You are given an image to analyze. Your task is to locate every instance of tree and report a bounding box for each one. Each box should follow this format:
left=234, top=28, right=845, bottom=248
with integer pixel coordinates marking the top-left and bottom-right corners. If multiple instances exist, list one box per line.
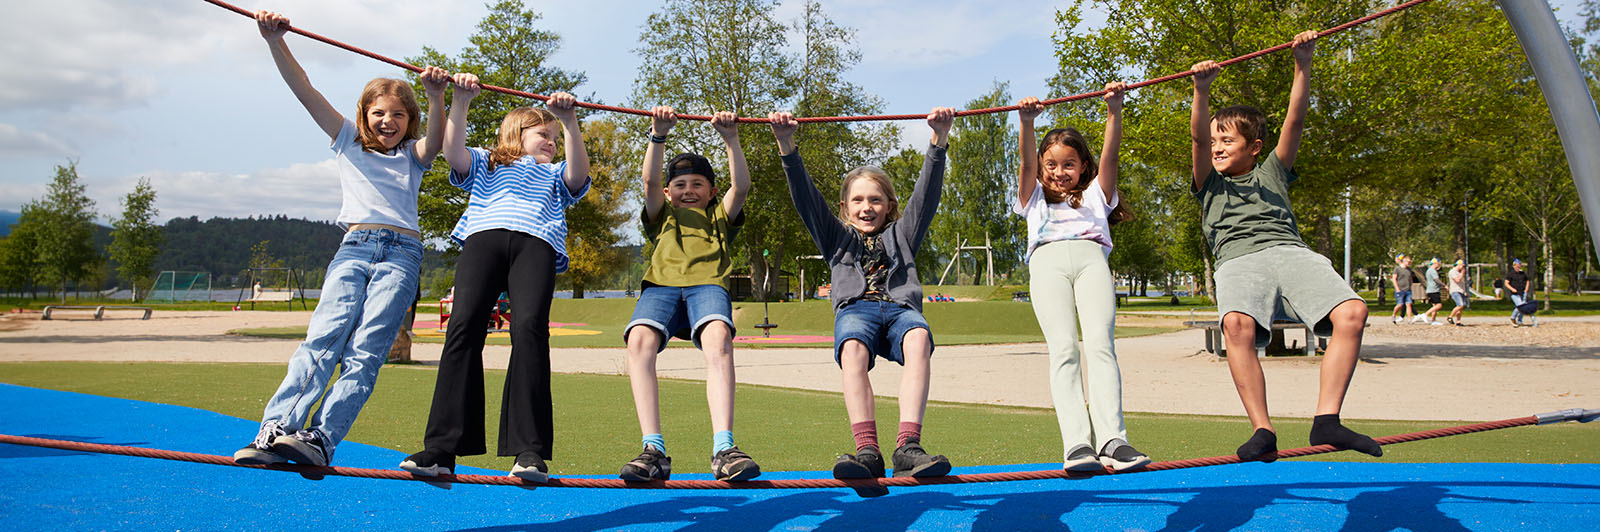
left=0, top=203, right=44, bottom=298
left=406, top=0, right=588, bottom=243
left=35, top=163, right=99, bottom=303
left=561, top=118, right=636, bottom=297
left=108, top=177, right=163, bottom=301
left=932, top=81, right=1021, bottom=286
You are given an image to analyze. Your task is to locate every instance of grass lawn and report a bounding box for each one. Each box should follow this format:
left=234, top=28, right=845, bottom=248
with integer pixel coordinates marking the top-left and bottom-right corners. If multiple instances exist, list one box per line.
left=1, top=362, right=1594, bottom=477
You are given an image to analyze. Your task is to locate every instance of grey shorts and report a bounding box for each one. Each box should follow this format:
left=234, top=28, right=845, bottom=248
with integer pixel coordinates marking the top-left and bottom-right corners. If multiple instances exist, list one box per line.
left=1214, top=245, right=1362, bottom=349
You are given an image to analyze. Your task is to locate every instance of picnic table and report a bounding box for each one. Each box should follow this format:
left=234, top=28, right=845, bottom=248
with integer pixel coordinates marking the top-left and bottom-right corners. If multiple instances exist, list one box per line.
left=1183, top=310, right=1322, bottom=357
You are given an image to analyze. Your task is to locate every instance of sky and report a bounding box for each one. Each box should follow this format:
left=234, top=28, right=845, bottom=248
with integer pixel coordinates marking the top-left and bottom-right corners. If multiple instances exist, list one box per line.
left=0, top=0, right=1590, bottom=224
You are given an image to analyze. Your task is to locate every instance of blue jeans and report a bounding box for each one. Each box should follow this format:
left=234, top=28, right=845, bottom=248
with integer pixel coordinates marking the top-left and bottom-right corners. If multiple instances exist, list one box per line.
left=259, top=229, right=422, bottom=459
left=833, top=299, right=933, bottom=370
left=624, top=284, right=734, bottom=352
left=1394, top=289, right=1414, bottom=306
left=1510, top=292, right=1527, bottom=323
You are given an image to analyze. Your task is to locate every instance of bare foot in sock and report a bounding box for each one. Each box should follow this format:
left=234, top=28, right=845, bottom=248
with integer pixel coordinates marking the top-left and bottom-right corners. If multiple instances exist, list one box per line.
left=1309, top=414, right=1382, bottom=457
left=1236, top=428, right=1278, bottom=462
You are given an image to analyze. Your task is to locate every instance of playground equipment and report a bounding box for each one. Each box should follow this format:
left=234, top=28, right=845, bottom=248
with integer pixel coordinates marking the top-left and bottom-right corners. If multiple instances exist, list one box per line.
left=753, top=250, right=778, bottom=337
left=936, top=233, right=995, bottom=286
left=149, top=271, right=212, bottom=303
left=235, top=267, right=308, bottom=310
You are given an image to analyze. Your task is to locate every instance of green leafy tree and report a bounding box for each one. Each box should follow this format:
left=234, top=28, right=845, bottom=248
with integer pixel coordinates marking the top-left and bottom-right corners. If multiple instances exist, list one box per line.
left=36, top=163, right=99, bottom=303
left=108, top=177, right=163, bottom=301
left=561, top=117, right=636, bottom=297
left=0, top=203, right=45, bottom=298
left=930, top=81, right=1021, bottom=286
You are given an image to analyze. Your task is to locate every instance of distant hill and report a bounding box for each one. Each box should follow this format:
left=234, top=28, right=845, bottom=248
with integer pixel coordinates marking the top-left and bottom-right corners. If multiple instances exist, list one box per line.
left=155, top=215, right=345, bottom=285
left=0, top=210, right=19, bottom=237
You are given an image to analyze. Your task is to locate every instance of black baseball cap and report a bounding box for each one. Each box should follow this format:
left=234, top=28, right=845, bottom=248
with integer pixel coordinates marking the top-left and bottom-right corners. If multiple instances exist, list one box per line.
left=666, top=153, right=717, bottom=185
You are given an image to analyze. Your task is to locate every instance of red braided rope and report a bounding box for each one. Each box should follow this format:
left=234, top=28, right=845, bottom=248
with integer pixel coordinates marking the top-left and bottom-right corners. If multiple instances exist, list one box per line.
left=0, top=415, right=1537, bottom=490
left=200, top=0, right=1437, bottom=123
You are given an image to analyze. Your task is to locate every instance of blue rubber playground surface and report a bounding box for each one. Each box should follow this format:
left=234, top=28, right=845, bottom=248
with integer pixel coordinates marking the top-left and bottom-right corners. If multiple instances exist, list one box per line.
left=1, top=382, right=1596, bottom=531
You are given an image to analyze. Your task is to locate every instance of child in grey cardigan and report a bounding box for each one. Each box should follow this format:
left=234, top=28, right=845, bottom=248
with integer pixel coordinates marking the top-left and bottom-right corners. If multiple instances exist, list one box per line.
left=769, top=108, right=954, bottom=489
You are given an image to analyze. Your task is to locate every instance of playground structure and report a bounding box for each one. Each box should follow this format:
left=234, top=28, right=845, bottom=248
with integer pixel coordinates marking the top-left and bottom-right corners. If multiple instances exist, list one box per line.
left=235, top=267, right=308, bottom=310
left=149, top=271, right=212, bottom=303
left=937, top=233, right=996, bottom=286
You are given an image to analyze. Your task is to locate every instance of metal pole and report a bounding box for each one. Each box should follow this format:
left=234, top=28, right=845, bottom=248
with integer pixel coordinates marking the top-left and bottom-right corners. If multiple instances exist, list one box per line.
left=1344, top=185, right=1352, bottom=283
left=1499, top=0, right=1600, bottom=259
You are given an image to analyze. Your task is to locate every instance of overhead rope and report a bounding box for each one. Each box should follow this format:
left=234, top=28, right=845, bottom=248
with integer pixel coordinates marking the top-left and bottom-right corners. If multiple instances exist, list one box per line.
left=2, top=409, right=1592, bottom=491
left=200, top=0, right=1438, bottom=123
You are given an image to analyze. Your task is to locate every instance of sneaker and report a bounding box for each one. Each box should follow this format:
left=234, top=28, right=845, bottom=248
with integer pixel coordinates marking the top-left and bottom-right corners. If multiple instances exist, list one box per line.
left=1446, top=317, right=1454, bottom=325
left=399, top=448, right=455, bottom=477
left=1392, top=316, right=1403, bottom=324
left=509, top=452, right=548, bottom=483
left=271, top=430, right=329, bottom=467
left=890, top=439, right=952, bottom=478
left=832, top=446, right=886, bottom=480
left=1455, top=320, right=1466, bottom=327
left=1429, top=320, right=1443, bottom=326
left=1063, top=443, right=1102, bottom=472
left=1411, top=315, right=1426, bottom=324
left=618, top=446, right=671, bottom=481
left=233, top=421, right=287, bottom=465
left=711, top=446, right=761, bottom=482
left=1098, top=439, right=1151, bottom=472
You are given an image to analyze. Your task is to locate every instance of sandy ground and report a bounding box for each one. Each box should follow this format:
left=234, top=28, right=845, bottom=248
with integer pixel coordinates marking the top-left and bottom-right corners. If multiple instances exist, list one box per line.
left=1, top=308, right=1594, bottom=422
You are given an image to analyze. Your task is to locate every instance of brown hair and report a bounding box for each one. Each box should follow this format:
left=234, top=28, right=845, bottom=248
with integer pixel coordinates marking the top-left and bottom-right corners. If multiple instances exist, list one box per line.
left=1035, top=127, right=1133, bottom=225
left=355, top=78, right=422, bottom=152
left=1213, top=105, right=1268, bottom=143
left=489, top=106, right=560, bottom=168
left=837, top=165, right=900, bottom=226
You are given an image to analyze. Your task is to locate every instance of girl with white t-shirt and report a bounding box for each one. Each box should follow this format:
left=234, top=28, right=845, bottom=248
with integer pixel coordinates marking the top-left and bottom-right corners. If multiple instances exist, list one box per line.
left=1014, top=83, right=1148, bottom=473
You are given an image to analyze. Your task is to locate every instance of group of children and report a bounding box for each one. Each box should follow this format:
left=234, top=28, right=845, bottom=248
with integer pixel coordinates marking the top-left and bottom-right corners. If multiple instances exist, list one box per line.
left=231, top=12, right=1384, bottom=484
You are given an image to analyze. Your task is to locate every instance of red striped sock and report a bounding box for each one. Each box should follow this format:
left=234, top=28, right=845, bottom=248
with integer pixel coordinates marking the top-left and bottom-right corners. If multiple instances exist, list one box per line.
left=897, top=422, right=922, bottom=448
left=850, top=421, right=878, bottom=452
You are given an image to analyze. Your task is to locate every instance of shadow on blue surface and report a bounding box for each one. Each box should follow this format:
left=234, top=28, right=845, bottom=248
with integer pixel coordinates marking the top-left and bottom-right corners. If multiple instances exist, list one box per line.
left=1, top=383, right=1596, bottom=531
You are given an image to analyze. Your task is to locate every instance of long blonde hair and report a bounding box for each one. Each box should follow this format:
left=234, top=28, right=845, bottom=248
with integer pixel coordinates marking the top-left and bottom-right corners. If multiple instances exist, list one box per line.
left=837, top=165, right=900, bottom=225
left=489, top=106, right=559, bottom=168
left=355, top=78, right=421, bottom=152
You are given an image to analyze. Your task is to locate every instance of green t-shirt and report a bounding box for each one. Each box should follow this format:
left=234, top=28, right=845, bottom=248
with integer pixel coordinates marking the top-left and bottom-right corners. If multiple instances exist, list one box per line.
left=641, top=202, right=745, bottom=288
left=1192, top=152, right=1307, bottom=266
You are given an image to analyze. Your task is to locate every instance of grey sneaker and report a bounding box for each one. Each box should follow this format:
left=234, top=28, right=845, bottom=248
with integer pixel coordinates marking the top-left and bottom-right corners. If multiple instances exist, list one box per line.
left=233, top=421, right=287, bottom=465
left=1098, top=439, right=1151, bottom=472
left=890, top=440, right=951, bottom=478
left=271, top=430, right=329, bottom=467
left=399, top=448, right=455, bottom=477
left=710, top=446, right=761, bottom=481
left=832, top=446, right=886, bottom=480
left=619, top=446, right=671, bottom=481
left=510, top=452, right=548, bottom=483
left=1064, top=443, right=1101, bottom=472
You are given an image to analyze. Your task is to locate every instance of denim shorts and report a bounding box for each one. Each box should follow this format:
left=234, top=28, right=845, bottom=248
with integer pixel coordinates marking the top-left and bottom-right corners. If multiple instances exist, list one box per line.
left=1395, top=289, right=1414, bottom=305
left=833, top=299, right=933, bottom=370
left=1450, top=292, right=1469, bottom=307
left=624, top=284, right=734, bottom=352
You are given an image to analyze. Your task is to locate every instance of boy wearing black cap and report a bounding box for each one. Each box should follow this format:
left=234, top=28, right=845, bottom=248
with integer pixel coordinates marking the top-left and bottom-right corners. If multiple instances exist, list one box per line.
left=619, top=106, right=757, bottom=482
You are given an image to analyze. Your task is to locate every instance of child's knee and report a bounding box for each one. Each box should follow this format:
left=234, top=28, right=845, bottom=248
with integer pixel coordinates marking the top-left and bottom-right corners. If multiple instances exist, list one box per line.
left=1222, top=312, right=1257, bottom=336
left=1331, top=300, right=1368, bottom=328
left=625, top=325, right=662, bottom=355
left=839, top=340, right=872, bottom=366
left=900, top=328, right=932, bottom=358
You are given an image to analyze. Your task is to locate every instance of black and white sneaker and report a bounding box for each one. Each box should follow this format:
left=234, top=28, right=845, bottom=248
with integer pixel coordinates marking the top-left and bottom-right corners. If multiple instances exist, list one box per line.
left=1063, top=443, right=1101, bottom=472
left=271, top=430, right=330, bottom=467
left=1098, top=439, right=1151, bottom=472
left=233, top=421, right=287, bottom=465
left=619, top=446, right=672, bottom=481
left=711, top=446, right=760, bottom=481
left=399, top=448, right=456, bottom=477
left=890, top=440, right=951, bottom=478
left=510, top=452, right=548, bottom=483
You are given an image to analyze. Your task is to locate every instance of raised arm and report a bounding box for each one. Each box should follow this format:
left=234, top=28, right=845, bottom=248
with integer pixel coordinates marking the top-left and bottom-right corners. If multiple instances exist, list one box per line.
left=902, top=107, right=954, bottom=252
left=1275, top=30, right=1317, bottom=169
left=1189, top=60, right=1220, bottom=190
left=414, top=66, right=449, bottom=165
left=1016, top=97, right=1044, bottom=208
left=442, top=73, right=480, bottom=177
left=547, top=92, right=590, bottom=194
left=714, top=111, right=751, bottom=219
left=255, top=11, right=341, bottom=140
left=641, top=106, right=675, bottom=221
left=1098, top=82, right=1126, bottom=200
left=770, top=111, right=841, bottom=251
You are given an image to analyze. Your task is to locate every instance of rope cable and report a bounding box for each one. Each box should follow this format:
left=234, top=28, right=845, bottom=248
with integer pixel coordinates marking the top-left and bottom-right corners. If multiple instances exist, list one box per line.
left=199, top=0, right=1438, bottom=123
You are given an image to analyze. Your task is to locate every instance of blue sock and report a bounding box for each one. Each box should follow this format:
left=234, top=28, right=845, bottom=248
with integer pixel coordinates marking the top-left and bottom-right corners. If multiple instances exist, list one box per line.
left=713, top=430, right=735, bottom=453
left=642, top=433, right=666, bottom=455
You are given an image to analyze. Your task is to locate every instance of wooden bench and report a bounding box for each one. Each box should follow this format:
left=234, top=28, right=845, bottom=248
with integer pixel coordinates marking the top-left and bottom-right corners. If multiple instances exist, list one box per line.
left=1183, top=314, right=1320, bottom=357
left=42, top=305, right=152, bottom=320
left=250, top=291, right=295, bottom=302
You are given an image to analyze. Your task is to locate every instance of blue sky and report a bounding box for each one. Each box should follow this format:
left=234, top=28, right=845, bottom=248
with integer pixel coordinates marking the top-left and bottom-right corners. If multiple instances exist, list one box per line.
left=0, top=0, right=1589, bottom=224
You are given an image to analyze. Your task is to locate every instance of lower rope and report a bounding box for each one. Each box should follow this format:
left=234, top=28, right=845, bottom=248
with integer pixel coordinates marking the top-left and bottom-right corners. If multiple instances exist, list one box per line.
left=3, top=410, right=1588, bottom=490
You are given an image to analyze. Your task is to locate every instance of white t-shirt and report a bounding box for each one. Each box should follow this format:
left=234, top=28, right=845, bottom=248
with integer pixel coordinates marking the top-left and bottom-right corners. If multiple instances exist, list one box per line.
left=1014, top=179, right=1118, bottom=263
left=331, top=119, right=427, bottom=232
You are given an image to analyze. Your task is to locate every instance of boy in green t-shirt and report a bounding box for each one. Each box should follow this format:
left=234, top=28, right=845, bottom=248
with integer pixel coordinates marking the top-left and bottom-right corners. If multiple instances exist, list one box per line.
left=1189, top=30, right=1382, bottom=462
left=618, top=106, right=757, bottom=482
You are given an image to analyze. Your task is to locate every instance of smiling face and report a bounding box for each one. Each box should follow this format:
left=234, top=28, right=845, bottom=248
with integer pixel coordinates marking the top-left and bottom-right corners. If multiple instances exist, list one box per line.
left=1210, top=120, right=1264, bottom=176
left=1039, top=143, right=1087, bottom=201
left=363, top=95, right=412, bottom=151
left=666, top=174, right=716, bottom=208
left=840, top=177, right=894, bottom=234
left=520, top=123, right=561, bottom=164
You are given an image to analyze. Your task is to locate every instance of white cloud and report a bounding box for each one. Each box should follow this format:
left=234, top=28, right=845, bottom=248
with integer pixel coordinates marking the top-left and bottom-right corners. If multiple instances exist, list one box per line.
left=112, top=159, right=344, bottom=222
left=0, top=124, right=79, bottom=159
left=841, top=1, right=1058, bottom=70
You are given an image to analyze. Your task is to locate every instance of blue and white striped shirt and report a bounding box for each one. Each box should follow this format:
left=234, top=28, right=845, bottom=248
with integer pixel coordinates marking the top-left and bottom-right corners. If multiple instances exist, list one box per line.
left=449, top=147, right=590, bottom=272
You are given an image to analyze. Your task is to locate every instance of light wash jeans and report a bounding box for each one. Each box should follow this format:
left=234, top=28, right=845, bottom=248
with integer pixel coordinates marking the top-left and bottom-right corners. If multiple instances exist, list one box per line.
left=1510, top=292, right=1528, bottom=323
left=259, top=229, right=422, bottom=459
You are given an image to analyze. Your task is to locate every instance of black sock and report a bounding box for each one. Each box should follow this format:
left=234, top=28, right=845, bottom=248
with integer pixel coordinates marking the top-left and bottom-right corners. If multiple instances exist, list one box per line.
left=1309, top=414, right=1383, bottom=457
left=1236, top=428, right=1278, bottom=462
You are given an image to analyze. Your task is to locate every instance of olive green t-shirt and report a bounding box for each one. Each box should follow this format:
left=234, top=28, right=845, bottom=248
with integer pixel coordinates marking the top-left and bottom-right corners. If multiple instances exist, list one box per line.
left=1192, top=152, right=1307, bottom=266
left=640, top=202, right=745, bottom=288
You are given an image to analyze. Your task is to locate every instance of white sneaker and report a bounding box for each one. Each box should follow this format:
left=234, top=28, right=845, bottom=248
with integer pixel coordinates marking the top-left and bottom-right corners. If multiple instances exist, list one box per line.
left=1429, top=321, right=1443, bottom=326
left=1392, top=316, right=1403, bottom=324
left=1411, top=316, right=1426, bottom=323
